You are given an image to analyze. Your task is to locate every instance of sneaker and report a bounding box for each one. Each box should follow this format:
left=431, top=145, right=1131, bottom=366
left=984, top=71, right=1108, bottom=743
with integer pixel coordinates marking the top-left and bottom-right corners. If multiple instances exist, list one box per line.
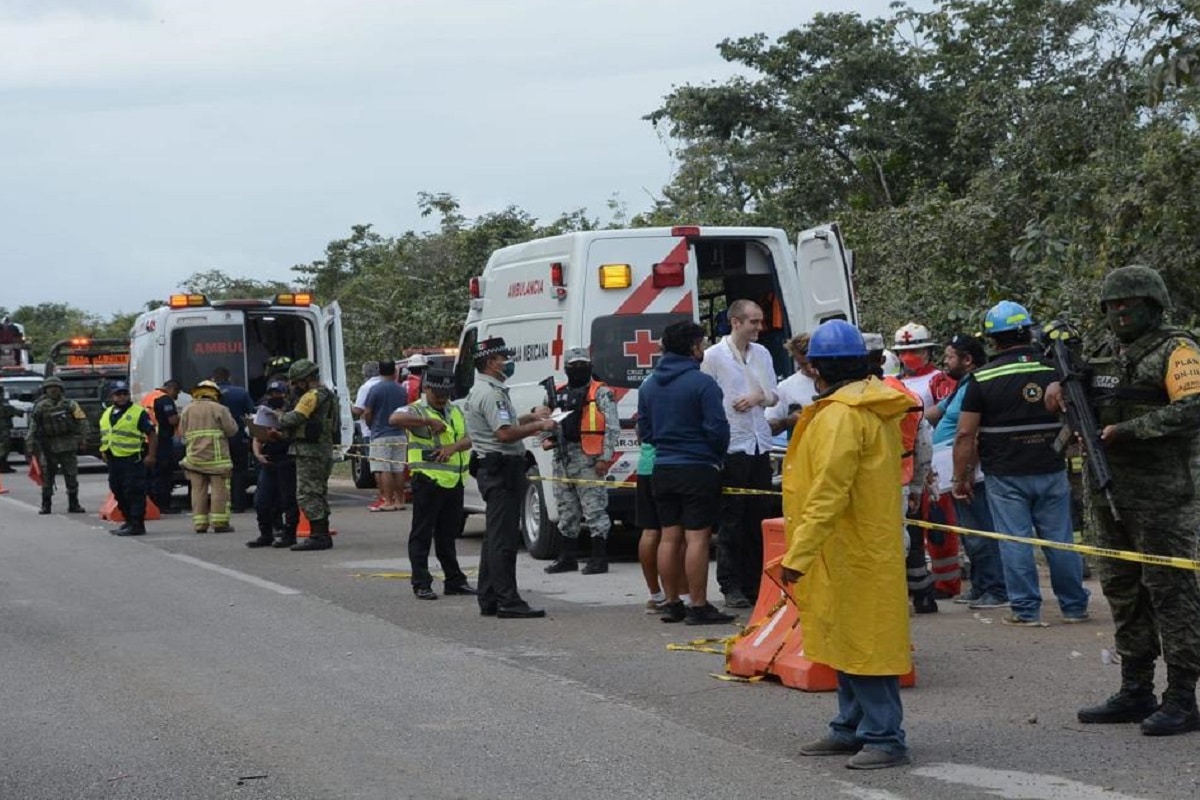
left=367, top=498, right=385, bottom=510
left=645, top=598, right=669, bottom=614
left=414, top=587, right=438, bottom=600
left=685, top=603, right=736, bottom=626
left=368, top=504, right=400, bottom=513
left=723, top=591, right=753, bottom=609
left=968, top=593, right=1010, bottom=610
left=953, top=590, right=982, bottom=605
left=1000, top=613, right=1047, bottom=627
left=798, top=735, right=862, bottom=756
left=659, top=601, right=686, bottom=623
left=1061, top=612, right=1091, bottom=624
left=846, top=748, right=912, bottom=770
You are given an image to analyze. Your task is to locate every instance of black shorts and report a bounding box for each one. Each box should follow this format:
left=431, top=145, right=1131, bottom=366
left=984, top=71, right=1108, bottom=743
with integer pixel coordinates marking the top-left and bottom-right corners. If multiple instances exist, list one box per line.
left=652, top=464, right=721, bottom=531
left=635, top=475, right=659, bottom=530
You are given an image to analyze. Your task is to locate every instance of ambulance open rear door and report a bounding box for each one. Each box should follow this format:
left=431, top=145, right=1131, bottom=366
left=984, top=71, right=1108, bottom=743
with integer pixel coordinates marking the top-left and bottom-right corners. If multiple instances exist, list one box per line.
left=322, top=300, right=354, bottom=449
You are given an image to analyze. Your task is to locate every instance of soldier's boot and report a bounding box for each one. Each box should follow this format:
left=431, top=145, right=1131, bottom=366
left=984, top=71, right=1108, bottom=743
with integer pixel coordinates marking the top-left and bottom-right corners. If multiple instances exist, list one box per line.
left=39, top=493, right=52, bottom=515
left=246, top=522, right=276, bottom=549
left=67, top=493, right=85, bottom=513
left=544, top=535, right=579, bottom=574
left=271, top=523, right=298, bottom=549
left=1078, top=660, right=1158, bottom=724
left=1141, top=667, right=1200, bottom=736
left=291, top=518, right=333, bottom=551
left=581, top=535, right=609, bottom=575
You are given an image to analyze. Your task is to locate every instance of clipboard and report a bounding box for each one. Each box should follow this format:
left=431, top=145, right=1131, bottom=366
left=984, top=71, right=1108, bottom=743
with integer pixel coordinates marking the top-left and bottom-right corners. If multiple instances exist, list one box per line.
left=248, top=421, right=281, bottom=442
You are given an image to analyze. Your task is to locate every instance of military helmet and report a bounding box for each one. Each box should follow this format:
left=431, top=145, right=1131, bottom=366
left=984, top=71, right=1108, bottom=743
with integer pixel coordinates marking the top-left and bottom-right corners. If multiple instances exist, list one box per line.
left=42, top=375, right=63, bottom=389
left=1100, top=265, right=1171, bottom=311
left=288, top=359, right=319, bottom=381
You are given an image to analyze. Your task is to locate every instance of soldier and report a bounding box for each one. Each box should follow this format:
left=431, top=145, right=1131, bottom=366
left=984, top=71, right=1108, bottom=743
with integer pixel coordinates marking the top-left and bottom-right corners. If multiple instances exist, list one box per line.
left=542, top=348, right=621, bottom=575
left=98, top=381, right=157, bottom=536
left=26, top=375, right=88, bottom=514
left=463, top=337, right=554, bottom=619
left=246, top=380, right=299, bottom=549
left=0, top=385, right=25, bottom=472
left=269, top=359, right=337, bottom=552
left=1051, top=266, right=1200, bottom=736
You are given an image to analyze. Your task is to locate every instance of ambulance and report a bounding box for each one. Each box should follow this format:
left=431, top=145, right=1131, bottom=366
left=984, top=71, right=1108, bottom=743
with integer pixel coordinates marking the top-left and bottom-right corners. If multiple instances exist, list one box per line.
left=128, top=293, right=354, bottom=456
left=451, top=224, right=857, bottom=558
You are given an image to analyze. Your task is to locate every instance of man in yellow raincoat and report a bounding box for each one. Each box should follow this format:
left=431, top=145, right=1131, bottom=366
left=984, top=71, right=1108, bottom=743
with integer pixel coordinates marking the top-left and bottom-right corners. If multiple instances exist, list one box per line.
left=781, top=319, right=914, bottom=770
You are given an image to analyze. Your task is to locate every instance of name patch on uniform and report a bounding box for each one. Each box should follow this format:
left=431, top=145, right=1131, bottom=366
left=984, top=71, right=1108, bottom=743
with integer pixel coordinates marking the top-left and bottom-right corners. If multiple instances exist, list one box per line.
left=1166, top=344, right=1200, bottom=400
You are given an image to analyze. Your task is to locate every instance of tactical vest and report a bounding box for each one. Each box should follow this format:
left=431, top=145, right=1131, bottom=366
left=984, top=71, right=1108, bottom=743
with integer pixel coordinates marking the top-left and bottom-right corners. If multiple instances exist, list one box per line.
left=295, top=387, right=336, bottom=444
left=36, top=399, right=80, bottom=438
left=554, top=379, right=607, bottom=456
left=100, top=404, right=148, bottom=458
left=405, top=401, right=468, bottom=488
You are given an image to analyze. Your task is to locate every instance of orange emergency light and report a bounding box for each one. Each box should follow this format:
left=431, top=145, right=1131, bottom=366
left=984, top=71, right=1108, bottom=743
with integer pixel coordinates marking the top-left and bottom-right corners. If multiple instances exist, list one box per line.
left=598, top=264, right=632, bottom=290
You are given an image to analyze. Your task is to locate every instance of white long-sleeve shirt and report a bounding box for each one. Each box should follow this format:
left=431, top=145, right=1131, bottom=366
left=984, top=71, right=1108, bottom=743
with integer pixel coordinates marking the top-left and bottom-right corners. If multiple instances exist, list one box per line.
left=701, top=336, right=778, bottom=455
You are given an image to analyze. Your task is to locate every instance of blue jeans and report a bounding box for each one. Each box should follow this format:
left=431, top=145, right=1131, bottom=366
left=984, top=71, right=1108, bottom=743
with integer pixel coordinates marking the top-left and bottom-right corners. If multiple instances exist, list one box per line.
left=983, top=472, right=1089, bottom=620
left=953, top=484, right=1008, bottom=601
left=829, top=672, right=907, bottom=757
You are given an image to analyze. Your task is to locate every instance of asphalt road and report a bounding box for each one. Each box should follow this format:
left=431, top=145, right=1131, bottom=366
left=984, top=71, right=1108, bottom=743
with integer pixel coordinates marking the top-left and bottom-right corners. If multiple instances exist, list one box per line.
left=2, top=457, right=1198, bottom=799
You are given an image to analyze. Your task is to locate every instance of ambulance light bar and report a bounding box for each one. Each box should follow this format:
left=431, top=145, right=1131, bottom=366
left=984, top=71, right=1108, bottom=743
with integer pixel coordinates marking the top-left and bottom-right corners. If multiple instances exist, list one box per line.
left=598, top=264, right=632, bottom=290
left=274, top=293, right=313, bottom=306
left=652, top=262, right=685, bottom=289
left=169, top=294, right=209, bottom=308
left=671, top=226, right=701, bottom=238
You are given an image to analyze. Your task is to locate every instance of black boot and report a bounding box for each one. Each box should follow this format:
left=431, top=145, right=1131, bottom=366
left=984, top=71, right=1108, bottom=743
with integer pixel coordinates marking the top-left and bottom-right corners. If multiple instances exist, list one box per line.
left=1078, top=660, right=1158, bottom=724
left=291, top=518, right=333, bottom=551
left=116, top=520, right=146, bottom=537
left=1141, top=667, right=1200, bottom=736
left=544, top=536, right=579, bottom=574
left=272, top=525, right=298, bottom=548
left=912, top=588, right=938, bottom=614
left=39, top=495, right=51, bottom=515
left=67, top=493, right=85, bottom=513
left=246, top=524, right=275, bottom=548
left=581, top=536, right=608, bottom=575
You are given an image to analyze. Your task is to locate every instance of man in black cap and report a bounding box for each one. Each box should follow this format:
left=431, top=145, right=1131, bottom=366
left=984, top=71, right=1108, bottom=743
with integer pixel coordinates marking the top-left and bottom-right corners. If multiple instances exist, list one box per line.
left=98, top=381, right=157, bottom=535
left=389, top=369, right=475, bottom=600
left=463, top=337, right=554, bottom=618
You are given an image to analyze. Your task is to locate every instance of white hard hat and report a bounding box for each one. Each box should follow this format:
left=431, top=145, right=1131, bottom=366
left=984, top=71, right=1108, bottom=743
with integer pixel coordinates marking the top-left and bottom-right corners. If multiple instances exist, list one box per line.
left=407, top=354, right=429, bottom=368
left=892, top=322, right=934, bottom=351
left=882, top=350, right=901, bottom=377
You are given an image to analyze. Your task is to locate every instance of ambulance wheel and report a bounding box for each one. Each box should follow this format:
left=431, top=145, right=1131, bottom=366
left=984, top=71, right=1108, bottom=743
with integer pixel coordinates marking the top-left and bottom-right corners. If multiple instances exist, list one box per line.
left=522, top=467, right=560, bottom=559
left=351, top=434, right=376, bottom=490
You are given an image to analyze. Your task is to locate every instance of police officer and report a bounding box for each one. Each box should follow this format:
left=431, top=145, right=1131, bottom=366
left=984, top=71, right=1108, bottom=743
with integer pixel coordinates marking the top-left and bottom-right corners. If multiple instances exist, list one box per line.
left=99, top=381, right=158, bottom=536
left=247, top=380, right=299, bottom=549
left=463, top=337, right=553, bottom=618
left=0, top=385, right=24, bottom=472
left=1052, top=266, right=1200, bottom=736
left=542, top=347, right=620, bottom=575
left=26, top=375, right=88, bottom=514
left=271, top=359, right=337, bottom=552
left=389, top=369, right=475, bottom=599
left=141, top=378, right=182, bottom=513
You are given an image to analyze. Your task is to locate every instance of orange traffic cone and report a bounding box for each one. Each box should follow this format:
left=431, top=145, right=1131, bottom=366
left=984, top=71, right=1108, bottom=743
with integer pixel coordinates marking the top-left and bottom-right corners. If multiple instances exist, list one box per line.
left=28, top=457, right=42, bottom=487
left=725, top=517, right=916, bottom=692
left=295, top=510, right=338, bottom=537
left=97, top=494, right=162, bottom=522
left=0, top=472, right=7, bottom=494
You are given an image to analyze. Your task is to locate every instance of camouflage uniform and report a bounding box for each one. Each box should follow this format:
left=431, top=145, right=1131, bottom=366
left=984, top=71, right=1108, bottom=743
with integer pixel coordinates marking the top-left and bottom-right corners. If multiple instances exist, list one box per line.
left=0, top=388, right=24, bottom=470
left=27, top=377, right=88, bottom=513
left=545, top=349, right=621, bottom=574
left=1077, top=265, right=1200, bottom=736
left=277, top=360, right=336, bottom=551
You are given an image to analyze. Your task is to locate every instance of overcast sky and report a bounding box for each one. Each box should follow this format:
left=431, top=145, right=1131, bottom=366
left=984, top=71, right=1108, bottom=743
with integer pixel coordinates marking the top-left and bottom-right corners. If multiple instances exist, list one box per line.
left=1, top=0, right=894, bottom=318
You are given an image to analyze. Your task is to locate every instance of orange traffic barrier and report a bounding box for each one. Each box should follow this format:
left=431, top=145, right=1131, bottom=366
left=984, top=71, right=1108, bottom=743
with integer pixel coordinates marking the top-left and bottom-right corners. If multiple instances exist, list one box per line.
left=296, top=510, right=338, bottom=538
left=725, top=517, right=916, bottom=692
left=0, top=471, right=7, bottom=494
left=98, top=493, right=162, bottom=522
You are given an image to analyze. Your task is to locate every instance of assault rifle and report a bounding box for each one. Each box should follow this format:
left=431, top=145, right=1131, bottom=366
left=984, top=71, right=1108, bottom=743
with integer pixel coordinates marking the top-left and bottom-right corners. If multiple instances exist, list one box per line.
left=1042, top=320, right=1120, bottom=522
left=539, top=375, right=566, bottom=465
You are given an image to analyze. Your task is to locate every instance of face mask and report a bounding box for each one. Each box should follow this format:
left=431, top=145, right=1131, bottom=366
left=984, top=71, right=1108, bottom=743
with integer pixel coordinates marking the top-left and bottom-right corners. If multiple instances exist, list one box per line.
left=502, top=361, right=516, bottom=379
left=899, top=352, right=928, bottom=373
left=565, top=364, right=592, bottom=387
left=1105, top=300, right=1159, bottom=344
left=267, top=397, right=286, bottom=409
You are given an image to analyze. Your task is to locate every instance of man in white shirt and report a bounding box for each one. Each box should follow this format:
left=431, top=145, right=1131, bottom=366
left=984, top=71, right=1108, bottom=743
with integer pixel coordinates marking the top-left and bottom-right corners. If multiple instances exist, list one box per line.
left=701, top=299, right=779, bottom=609
left=767, top=332, right=818, bottom=436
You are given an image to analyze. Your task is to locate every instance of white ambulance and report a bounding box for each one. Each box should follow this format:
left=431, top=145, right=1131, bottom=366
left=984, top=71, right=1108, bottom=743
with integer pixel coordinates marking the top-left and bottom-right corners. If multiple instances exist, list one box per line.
left=128, top=292, right=354, bottom=451
left=451, top=224, right=857, bottom=557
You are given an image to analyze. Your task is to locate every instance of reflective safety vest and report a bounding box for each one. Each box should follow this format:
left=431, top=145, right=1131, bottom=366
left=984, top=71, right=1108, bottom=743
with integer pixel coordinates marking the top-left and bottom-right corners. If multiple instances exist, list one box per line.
left=141, top=388, right=164, bottom=415
left=405, top=401, right=469, bottom=488
left=554, top=380, right=608, bottom=456
left=100, top=404, right=148, bottom=458
left=883, top=376, right=922, bottom=485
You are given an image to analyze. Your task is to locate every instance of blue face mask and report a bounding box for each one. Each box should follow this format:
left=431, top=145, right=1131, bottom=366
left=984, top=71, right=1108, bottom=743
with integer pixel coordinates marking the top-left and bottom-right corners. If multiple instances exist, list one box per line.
left=502, top=361, right=516, bottom=379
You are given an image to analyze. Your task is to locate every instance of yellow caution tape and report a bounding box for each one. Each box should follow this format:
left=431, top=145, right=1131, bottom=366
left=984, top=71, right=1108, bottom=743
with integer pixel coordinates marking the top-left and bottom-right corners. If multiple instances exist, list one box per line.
left=354, top=569, right=479, bottom=580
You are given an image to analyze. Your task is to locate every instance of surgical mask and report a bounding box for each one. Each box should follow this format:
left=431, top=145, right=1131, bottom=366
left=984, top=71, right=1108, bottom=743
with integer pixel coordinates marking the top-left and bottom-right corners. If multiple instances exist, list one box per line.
left=502, top=361, right=516, bottom=379
left=899, top=352, right=928, bottom=373
left=1105, top=300, right=1160, bottom=344
left=266, top=397, right=286, bottom=410
left=565, top=364, right=592, bottom=387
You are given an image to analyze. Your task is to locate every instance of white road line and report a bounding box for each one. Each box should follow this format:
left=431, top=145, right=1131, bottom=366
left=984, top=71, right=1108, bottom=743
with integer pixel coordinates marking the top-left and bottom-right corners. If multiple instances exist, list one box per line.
left=164, top=553, right=303, bottom=595
left=913, top=763, right=1149, bottom=800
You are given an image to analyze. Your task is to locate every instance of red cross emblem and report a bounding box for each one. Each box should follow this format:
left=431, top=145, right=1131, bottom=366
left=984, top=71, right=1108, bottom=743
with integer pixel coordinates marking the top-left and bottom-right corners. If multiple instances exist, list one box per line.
left=623, top=329, right=661, bottom=369
left=900, top=330, right=914, bottom=343
left=551, top=323, right=564, bottom=370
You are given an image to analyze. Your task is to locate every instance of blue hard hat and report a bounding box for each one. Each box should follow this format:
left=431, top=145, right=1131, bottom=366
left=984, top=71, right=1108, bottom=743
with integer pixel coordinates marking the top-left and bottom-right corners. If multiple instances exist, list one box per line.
left=983, top=300, right=1033, bottom=335
left=808, top=319, right=867, bottom=358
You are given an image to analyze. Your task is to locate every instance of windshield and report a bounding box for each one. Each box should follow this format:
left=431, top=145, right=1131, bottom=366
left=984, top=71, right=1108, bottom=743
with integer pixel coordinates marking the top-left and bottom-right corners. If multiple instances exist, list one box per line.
left=171, top=324, right=247, bottom=391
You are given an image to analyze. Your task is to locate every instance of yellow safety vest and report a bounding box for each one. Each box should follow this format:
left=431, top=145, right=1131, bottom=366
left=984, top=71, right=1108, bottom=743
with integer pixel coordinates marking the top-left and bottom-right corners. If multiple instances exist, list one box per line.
left=406, top=401, right=468, bottom=488
left=100, top=404, right=148, bottom=458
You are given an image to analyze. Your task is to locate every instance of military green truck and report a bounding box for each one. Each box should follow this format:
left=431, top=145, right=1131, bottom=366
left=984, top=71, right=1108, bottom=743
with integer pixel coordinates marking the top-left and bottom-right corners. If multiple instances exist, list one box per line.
left=44, top=338, right=131, bottom=457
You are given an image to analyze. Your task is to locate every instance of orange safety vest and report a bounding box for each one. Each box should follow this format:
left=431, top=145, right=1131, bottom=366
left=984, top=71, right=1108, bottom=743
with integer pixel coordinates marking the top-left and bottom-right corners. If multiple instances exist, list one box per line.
left=883, top=376, right=922, bottom=485
left=555, top=379, right=608, bottom=456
